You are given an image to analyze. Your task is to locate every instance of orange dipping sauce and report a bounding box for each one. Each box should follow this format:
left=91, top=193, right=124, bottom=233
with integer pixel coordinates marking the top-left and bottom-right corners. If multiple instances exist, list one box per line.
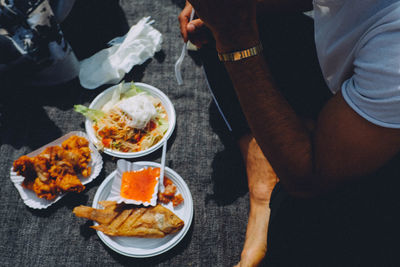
left=120, top=168, right=160, bottom=202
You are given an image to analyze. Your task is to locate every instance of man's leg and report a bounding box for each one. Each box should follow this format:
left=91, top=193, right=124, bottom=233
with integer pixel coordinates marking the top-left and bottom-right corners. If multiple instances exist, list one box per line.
left=235, top=134, right=278, bottom=267
left=201, top=45, right=278, bottom=266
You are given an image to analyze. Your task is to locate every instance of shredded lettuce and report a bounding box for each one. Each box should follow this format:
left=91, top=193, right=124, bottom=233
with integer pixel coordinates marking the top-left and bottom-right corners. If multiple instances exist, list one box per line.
left=101, top=82, right=144, bottom=112
left=74, top=105, right=105, bottom=122
left=157, top=118, right=169, bottom=134
left=102, top=82, right=124, bottom=112
left=121, top=82, right=144, bottom=99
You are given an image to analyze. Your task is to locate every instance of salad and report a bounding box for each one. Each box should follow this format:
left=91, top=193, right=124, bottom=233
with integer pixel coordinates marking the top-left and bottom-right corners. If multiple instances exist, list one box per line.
left=75, top=83, right=169, bottom=153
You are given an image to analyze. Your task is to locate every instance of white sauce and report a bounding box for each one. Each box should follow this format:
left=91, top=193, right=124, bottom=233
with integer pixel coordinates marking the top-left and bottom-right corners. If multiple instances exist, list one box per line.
left=117, top=94, right=157, bottom=129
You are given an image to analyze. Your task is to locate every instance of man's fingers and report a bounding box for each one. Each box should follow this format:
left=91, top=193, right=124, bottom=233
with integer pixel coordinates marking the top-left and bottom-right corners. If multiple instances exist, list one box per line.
left=178, top=3, right=193, bottom=42
left=187, top=19, right=204, bottom=34
left=187, top=19, right=212, bottom=48
left=178, top=0, right=211, bottom=47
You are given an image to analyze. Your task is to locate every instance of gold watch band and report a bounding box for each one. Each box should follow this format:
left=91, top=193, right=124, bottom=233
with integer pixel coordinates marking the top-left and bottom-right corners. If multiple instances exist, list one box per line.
left=218, top=44, right=263, bottom=62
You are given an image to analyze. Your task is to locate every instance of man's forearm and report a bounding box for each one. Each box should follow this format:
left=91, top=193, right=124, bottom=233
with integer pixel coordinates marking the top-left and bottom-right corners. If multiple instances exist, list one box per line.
left=224, top=55, right=315, bottom=195
left=257, top=0, right=313, bottom=14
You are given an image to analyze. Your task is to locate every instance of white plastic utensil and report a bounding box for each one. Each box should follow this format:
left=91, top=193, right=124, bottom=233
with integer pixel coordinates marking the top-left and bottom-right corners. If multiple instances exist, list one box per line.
left=175, top=9, right=195, bottom=85
left=159, top=140, right=167, bottom=192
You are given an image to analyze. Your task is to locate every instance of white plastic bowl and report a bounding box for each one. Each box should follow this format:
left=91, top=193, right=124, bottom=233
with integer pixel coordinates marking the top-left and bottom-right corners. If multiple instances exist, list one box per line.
left=85, top=82, right=176, bottom=158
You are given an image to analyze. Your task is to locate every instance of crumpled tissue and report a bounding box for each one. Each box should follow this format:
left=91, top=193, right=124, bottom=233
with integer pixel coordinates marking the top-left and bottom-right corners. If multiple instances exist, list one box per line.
left=79, top=17, right=162, bottom=89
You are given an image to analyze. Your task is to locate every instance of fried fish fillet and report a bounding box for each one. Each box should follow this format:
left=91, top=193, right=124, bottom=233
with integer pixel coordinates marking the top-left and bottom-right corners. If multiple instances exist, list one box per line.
left=73, top=201, right=184, bottom=238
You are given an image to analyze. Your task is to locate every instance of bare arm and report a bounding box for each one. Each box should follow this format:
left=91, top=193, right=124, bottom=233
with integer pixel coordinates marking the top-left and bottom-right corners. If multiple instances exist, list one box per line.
left=224, top=55, right=400, bottom=196
left=188, top=0, right=400, bottom=197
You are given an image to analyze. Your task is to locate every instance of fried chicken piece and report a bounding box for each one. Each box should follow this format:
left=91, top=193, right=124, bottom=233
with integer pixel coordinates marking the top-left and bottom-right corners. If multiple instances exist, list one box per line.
left=163, top=184, right=177, bottom=197
left=41, top=145, right=91, bottom=174
left=79, top=146, right=91, bottom=161
left=55, top=174, right=85, bottom=193
left=32, top=178, right=58, bottom=200
left=59, top=150, right=81, bottom=167
left=58, top=149, right=91, bottom=177
left=157, top=178, right=184, bottom=207
left=157, top=192, right=171, bottom=205
left=81, top=166, right=91, bottom=178
left=62, top=136, right=89, bottom=150
left=157, top=184, right=177, bottom=204
left=58, top=136, right=92, bottom=177
left=172, top=194, right=184, bottom=207
left=49, top=161, right=75, bottom=178
left=32, top=155, right=51, bottom=182
left=41, top=146, right=64, bottom=165
left=73, top=201, right=184, bottom=238
left=163, top=177, right=173, bottom=187
left=13, top=156, right=37, bottom=189
left=22, top=179, right=36, bottom=191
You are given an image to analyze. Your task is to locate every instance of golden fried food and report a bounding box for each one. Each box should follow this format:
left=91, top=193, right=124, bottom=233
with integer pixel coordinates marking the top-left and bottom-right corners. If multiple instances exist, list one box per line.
left=33, top=178, right=58, bottom=200
left=13, top=156, right=36, bottom=189
left=55, top=173, right=85, bottom=193
left=62, top=135, right=89, bottom=150
left=157, top=177, right=184, bottom=207
left=59, top=149, right=91, bottom=177
left=73, top=201, right=184, bottom=238
left=41, top=146, right=64, bottom=164
left=49, top=161, right=75, bottom=177
left=32, top=155, right=51, bottom=182
left=172, top=194, right=184, bottom=207
left=12, top=135, right=92, bottom=200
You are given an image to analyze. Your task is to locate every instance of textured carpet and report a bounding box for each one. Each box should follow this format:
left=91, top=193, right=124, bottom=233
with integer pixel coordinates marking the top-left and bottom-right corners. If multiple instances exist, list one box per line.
left=0, top=1, right=249, bottom=266
left=5, top=1, right=400, bottom=266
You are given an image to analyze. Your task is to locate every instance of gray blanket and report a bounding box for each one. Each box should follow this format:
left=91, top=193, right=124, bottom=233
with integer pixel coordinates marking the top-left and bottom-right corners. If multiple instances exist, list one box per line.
left=0, top=0, right=249, bottom=266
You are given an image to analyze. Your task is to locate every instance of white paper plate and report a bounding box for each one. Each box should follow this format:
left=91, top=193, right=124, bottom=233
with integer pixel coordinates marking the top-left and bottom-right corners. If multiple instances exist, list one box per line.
left=10, top=131, right=103, bottom=209
left=85, top=82, right=176, bottom=158
left=92, top=161, right=193, bottom=258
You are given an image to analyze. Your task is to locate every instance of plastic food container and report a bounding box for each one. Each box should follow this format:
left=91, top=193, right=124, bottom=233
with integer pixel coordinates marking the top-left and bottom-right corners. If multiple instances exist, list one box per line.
left=85, top=82, right=176, bottom=158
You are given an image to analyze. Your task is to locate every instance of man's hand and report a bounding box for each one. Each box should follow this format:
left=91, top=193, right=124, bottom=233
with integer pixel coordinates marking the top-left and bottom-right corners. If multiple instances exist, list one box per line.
left=187, top=0, right=259, bottom=53
left=179, top=0, right=313, bottom=51
left=178, top=1, right=212, bottom=48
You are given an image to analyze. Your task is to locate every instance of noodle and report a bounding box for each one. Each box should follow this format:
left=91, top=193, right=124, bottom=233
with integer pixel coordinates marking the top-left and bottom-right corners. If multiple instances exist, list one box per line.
left=94, top=95, right=168, bottom=153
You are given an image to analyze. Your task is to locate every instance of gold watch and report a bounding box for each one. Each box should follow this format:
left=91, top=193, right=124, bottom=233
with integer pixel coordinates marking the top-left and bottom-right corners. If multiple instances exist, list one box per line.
left=218, top=44, right=263, bottom=62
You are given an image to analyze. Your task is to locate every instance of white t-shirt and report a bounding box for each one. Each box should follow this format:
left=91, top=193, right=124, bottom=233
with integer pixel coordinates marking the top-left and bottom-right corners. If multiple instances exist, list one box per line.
left=313, top=0, right=400, bottom=128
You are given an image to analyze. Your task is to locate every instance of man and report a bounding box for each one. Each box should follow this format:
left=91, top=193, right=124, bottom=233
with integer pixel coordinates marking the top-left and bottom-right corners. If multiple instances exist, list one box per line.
left=179, top=0, right=400, bottom=266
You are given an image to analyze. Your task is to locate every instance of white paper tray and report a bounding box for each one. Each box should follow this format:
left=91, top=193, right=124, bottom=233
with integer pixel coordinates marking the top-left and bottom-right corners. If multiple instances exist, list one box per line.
left=10, top=131, right=103, bottom=209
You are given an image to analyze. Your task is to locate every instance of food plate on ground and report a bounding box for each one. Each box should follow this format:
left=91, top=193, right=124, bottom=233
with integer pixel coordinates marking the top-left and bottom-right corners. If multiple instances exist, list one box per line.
left=10, top=131, right=103, bottom=209
left=75, top=82, right=176, bottom=158
left=84, top=161, right=193, bottom=258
